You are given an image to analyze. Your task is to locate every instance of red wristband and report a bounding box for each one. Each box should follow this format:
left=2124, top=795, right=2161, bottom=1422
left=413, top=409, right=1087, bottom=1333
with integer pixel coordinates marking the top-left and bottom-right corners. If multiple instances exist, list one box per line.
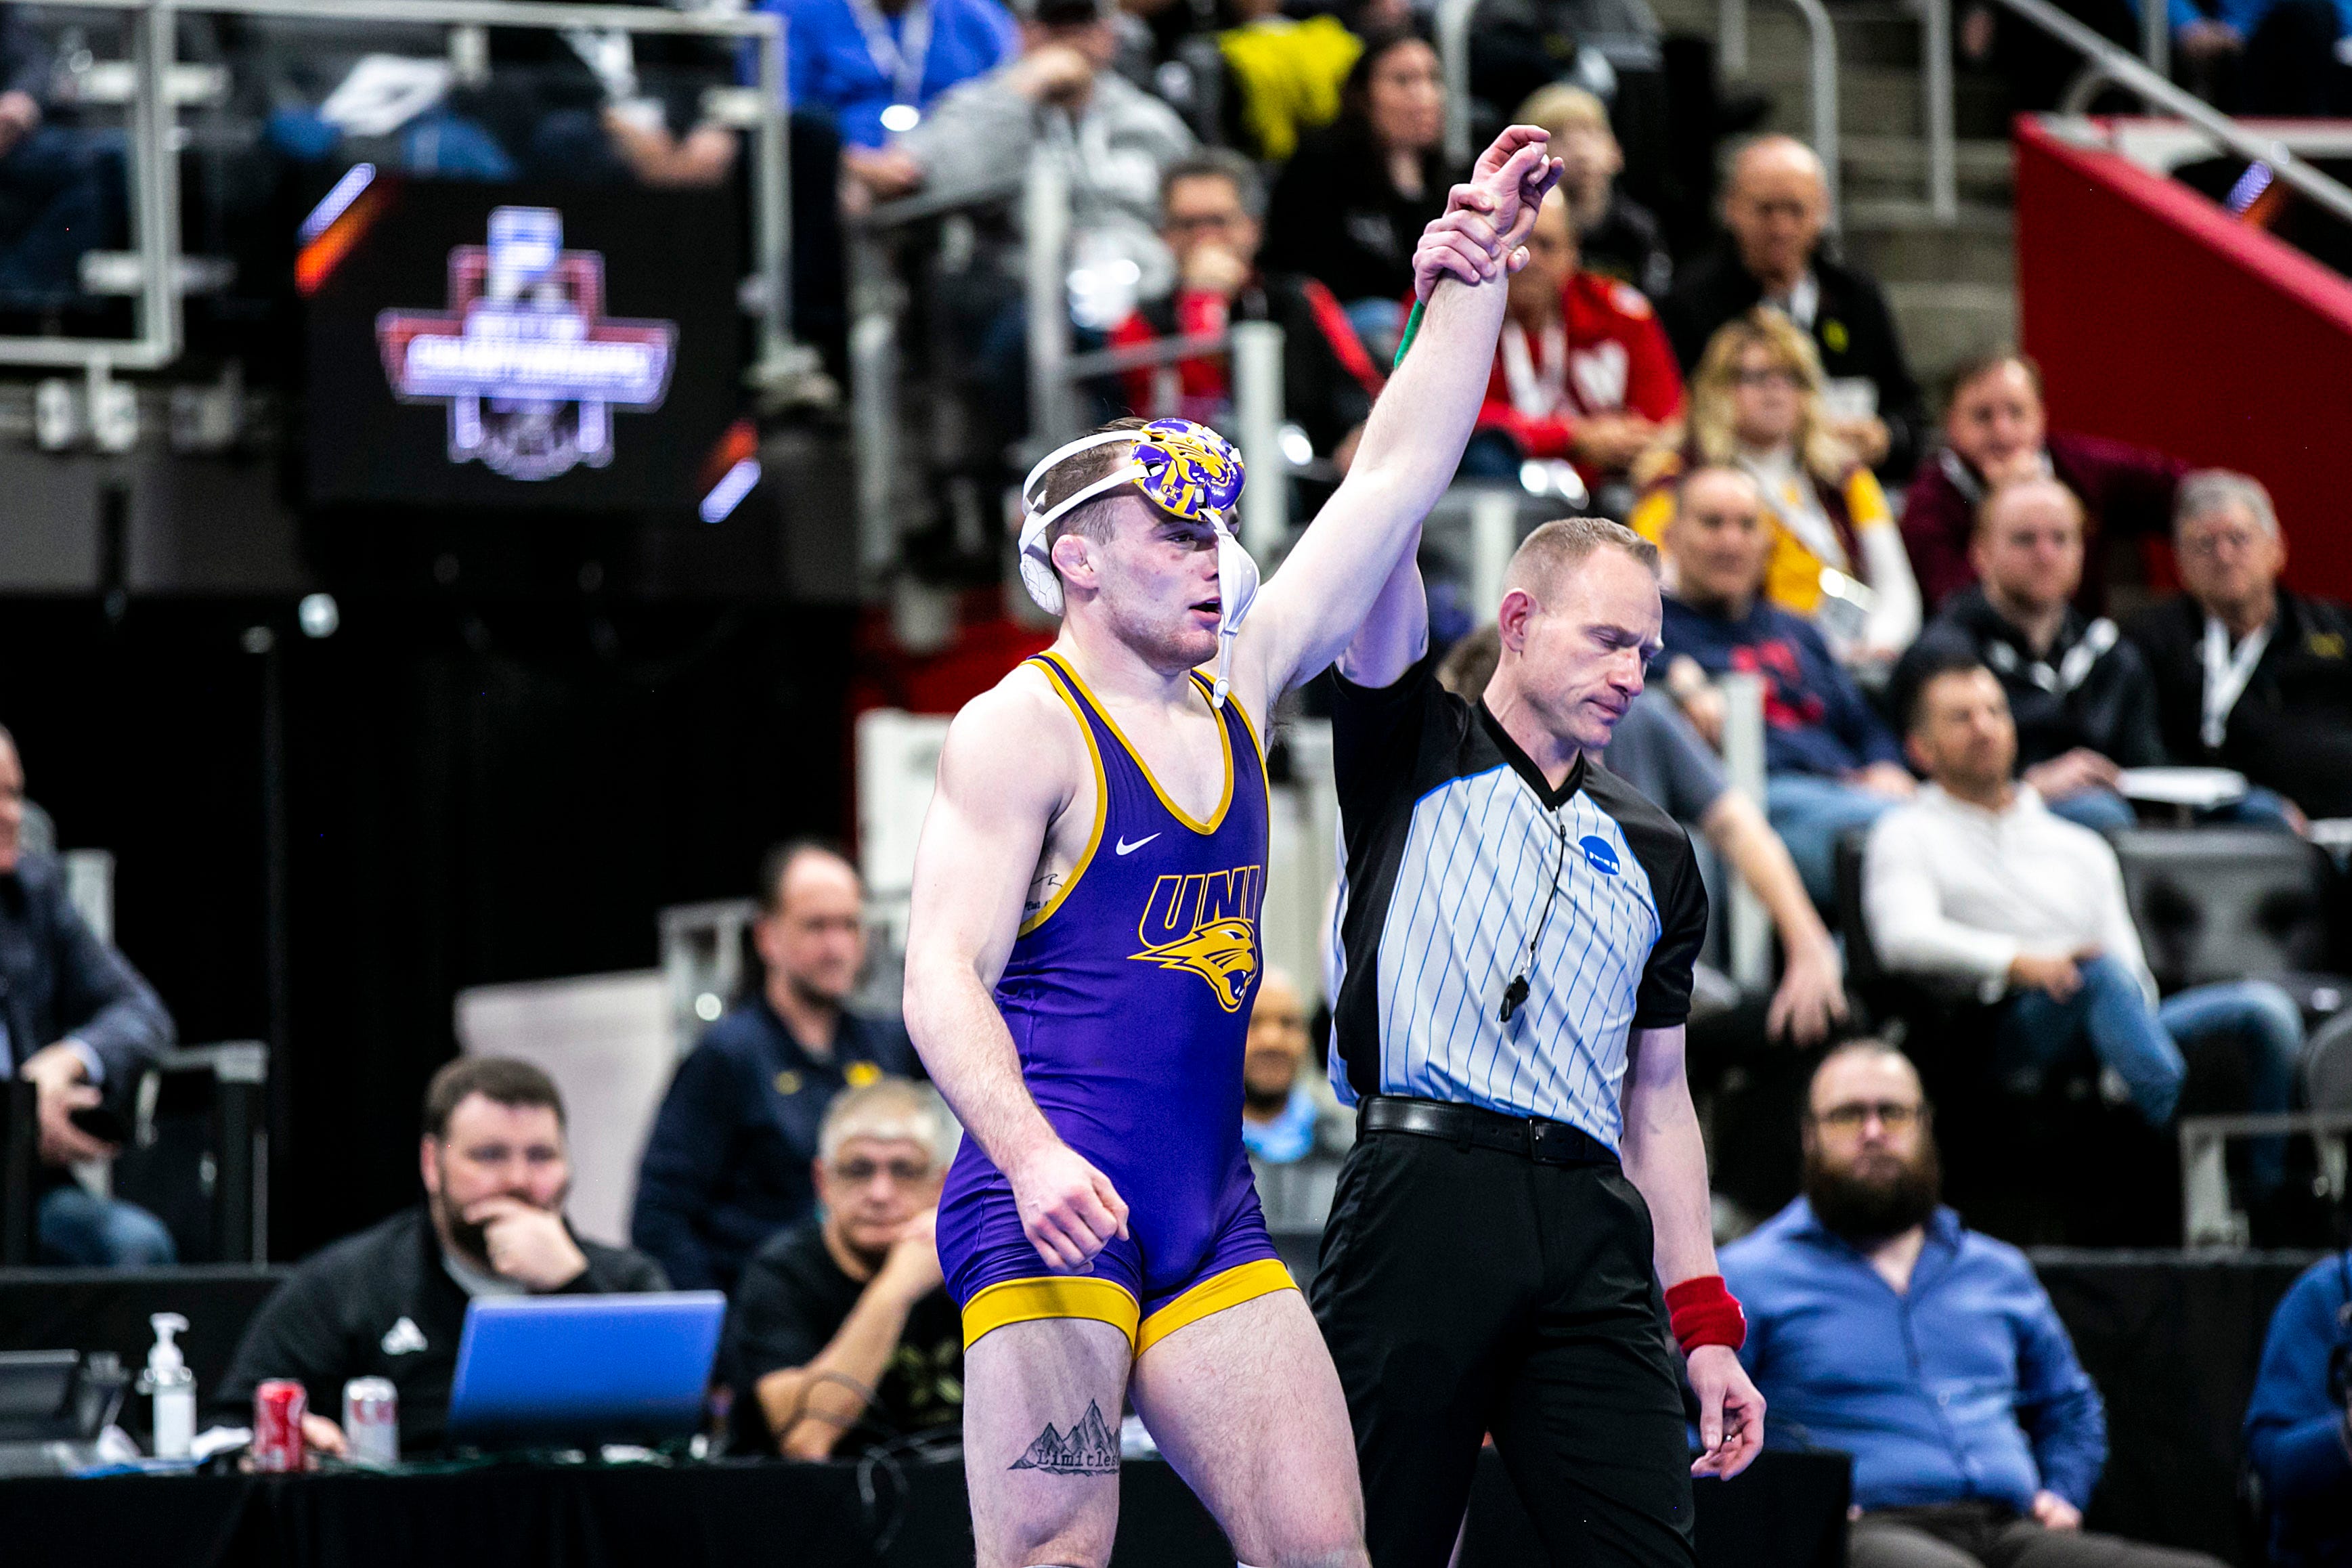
left=1665, top=1274, right=1747, bottom=1354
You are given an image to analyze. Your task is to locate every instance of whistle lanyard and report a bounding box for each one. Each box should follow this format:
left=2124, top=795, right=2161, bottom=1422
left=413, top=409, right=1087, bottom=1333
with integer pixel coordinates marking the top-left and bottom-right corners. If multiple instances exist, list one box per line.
left=848, top=0, right=931, bottom=114
left=2201, top=614, right=2273, bottom=751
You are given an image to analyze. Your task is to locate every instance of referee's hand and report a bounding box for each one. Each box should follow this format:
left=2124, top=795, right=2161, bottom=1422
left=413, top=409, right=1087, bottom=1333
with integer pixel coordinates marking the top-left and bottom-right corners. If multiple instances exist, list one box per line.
left=1686, top=1345, right=1766, bottom=1480
left=1010, top=1141, right=1132, bottom=1273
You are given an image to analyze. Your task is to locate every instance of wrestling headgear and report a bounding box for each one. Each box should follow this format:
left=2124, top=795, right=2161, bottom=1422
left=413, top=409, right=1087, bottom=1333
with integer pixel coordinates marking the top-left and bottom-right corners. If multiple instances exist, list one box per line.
left=1018, top=419, right=1259, bottom=708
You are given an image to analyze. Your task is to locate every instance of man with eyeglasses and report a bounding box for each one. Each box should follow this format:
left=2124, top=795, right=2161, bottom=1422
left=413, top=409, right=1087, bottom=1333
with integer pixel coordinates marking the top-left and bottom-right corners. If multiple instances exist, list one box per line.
left=1660, top=135, right=1927, bottom=483
left=1107, top=150, right=1383, bottom=474
left=1722, top=1041, right=2227, bottom=1568
left=2124, top=469, right=2352, bottom=821
left=722, top=1077, right=965, bottom=1459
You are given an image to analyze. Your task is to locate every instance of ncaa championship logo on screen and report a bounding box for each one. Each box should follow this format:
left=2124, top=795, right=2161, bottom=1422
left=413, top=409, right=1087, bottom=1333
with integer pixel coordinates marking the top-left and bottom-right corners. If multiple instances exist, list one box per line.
left=375, top=206, right=678, bottom=482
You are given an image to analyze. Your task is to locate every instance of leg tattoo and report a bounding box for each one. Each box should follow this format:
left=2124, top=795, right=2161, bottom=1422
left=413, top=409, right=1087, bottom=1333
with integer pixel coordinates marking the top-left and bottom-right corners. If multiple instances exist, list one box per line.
left=1007, top=1399, right=1120, bottom=1476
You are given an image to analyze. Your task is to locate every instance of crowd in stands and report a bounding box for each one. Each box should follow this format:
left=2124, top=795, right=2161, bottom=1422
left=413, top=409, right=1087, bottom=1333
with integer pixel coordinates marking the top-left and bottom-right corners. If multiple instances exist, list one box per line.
left=10, top=0, right=2352, bottom=1554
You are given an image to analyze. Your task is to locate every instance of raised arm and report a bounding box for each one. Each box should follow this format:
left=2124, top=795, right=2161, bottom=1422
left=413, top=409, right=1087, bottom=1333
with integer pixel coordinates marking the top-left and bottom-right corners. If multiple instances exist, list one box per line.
left=1334, top=530, right=1431, bottom=689
left=1233, top=130, right=1561, bottom=704
left=900, top=680, right=1131, bottom=1272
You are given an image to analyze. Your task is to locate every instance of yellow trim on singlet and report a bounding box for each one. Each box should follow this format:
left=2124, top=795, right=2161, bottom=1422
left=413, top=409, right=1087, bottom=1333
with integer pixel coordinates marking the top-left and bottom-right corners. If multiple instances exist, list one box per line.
left=1037, top=651, right=1235, bottom=836
left=1020, top=658, right=1110, bottom=938
left=1218, top=674, right=1272, bottom=801
left=1135, top=1259, right=1298, bottom=1357
left=962, top=1274, right=1142, bottom=1351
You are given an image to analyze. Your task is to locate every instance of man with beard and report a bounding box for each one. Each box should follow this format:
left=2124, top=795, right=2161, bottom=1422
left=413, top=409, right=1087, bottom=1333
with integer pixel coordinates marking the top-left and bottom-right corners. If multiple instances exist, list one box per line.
left=1721, top=1042, right=2225, bottom=1568
left=219, top=1057, right=668, bottom=1459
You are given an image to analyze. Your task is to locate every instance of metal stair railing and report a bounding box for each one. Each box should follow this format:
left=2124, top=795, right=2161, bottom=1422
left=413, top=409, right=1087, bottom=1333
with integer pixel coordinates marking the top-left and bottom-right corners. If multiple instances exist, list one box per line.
left=0, top=0, right=798, bottom=387
left=1439, top=0, right=1840, bottom=219
left=1930, top=0, right=2352, bottom=232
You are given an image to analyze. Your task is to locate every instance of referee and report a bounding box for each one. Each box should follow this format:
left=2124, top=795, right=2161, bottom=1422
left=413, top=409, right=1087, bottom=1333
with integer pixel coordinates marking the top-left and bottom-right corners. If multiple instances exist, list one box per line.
left=1312, top=515, right=1764, bottom=1567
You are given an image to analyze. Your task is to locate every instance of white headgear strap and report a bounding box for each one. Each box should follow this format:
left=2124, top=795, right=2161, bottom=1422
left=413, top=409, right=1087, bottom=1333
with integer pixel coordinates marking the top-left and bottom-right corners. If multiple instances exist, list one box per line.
left=1016, top=429, right=1260, bottom=708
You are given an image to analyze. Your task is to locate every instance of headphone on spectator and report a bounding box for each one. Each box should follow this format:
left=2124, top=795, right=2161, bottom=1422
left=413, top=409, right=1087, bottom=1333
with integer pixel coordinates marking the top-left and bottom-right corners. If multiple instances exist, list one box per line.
left=1018, top=420, right=1257, bottom=708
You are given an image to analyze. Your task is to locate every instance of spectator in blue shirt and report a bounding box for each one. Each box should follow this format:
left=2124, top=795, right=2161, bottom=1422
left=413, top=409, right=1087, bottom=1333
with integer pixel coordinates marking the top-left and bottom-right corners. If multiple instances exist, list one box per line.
left=2246, top=1253, right=2352, bottom=1566
left=1724, top=1041, right=2225, bottom=1568
left=762, top=0, right=1017, bottom=181
left=1656, top=464, right=1915, bottom=909
left=631, top=841, right=915, bottom=1294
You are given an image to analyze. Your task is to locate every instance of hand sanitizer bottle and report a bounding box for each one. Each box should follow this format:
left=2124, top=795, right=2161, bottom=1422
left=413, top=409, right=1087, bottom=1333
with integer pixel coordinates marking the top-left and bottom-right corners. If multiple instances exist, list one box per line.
left=141, top=1313, right=194, bottom=1460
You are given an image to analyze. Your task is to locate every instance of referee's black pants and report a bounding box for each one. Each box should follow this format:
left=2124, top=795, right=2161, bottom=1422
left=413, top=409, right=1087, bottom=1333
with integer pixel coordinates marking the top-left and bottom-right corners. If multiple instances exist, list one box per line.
left=1311, top=1114, right=1697, bottom=1568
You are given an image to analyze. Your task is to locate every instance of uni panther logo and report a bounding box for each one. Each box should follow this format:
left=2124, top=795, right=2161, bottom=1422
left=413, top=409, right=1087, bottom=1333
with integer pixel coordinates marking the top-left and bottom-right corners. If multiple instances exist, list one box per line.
left=1134, top=422, right=1244, bottom=519
left=1127, top=865, right=1263, bottom=1011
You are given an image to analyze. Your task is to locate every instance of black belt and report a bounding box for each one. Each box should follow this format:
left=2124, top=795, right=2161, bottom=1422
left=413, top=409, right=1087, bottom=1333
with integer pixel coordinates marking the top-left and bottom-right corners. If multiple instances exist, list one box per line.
left=1358, top=1096, right=1616, bottom=1167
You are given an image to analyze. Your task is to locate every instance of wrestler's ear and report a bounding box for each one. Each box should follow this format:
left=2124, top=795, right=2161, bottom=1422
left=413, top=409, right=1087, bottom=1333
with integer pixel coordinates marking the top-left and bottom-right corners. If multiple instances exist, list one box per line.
left=1050, top=530, right=1100, bottom=596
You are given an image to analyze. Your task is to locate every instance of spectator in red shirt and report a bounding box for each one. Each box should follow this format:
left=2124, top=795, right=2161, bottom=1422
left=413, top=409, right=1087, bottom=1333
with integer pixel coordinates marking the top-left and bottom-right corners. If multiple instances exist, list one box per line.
left=1902, top=350, right=2188, bottom=613
left=1107, top=149, right=1383, bottom=469
left=1461, top=188, right=1682, bottom=504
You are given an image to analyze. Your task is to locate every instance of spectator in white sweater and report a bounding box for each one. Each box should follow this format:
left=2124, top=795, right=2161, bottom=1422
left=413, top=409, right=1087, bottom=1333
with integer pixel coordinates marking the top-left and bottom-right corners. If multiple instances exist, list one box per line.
left=1863, top=650, right=2300, bottom=1191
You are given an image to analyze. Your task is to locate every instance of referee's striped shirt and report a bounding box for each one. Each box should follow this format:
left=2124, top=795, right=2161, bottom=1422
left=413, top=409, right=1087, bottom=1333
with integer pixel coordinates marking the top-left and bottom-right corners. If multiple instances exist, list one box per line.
left=1327, top=659, right=1708, bottom=1150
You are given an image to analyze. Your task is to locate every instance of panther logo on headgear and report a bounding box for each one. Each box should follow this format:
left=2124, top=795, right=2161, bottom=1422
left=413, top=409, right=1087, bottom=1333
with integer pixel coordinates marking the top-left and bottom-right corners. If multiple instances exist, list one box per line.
left=1133, top=420, right=1244, bottom=522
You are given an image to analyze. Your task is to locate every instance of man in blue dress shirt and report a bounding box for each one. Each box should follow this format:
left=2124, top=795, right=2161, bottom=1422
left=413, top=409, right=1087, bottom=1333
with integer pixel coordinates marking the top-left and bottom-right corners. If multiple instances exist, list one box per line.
left=632, top=841, right=915, bottom=1293
left=1722, top=1040, right=2223, bottom=1568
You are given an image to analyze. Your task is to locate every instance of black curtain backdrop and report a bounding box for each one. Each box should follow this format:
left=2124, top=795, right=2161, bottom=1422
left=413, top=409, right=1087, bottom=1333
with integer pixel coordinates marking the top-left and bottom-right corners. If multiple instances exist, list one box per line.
left=0, top=594, right=856, bottom=1259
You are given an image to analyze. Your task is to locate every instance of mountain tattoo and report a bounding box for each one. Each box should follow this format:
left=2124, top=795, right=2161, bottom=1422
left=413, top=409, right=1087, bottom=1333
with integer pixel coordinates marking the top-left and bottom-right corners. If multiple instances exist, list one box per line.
left=1007, top=1399, right=1120, bottom=1477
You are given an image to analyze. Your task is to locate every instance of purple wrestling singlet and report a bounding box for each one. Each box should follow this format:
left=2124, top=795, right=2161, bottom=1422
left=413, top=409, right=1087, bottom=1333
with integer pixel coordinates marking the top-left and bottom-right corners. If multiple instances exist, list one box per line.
left=936, top=651, right=1295, bottom=1356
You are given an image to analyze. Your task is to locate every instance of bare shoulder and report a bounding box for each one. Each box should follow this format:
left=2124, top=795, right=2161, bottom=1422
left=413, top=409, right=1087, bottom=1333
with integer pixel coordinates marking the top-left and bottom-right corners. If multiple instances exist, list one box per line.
left=937, top=661, right=1083, bottom=814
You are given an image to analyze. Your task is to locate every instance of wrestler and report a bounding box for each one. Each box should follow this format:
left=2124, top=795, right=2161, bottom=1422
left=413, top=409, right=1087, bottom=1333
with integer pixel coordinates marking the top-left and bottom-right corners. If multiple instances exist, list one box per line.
left=901, top=131, right=1561, bottom=1568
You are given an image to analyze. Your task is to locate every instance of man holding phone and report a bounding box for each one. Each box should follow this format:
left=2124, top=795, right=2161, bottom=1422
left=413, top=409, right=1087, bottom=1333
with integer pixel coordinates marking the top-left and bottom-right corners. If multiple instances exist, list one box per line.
left=0, top=721, right=177, bottom=1267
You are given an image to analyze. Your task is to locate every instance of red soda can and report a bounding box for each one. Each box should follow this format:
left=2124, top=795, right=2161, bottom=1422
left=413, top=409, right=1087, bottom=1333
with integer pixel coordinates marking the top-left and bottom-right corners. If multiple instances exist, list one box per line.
left=341, top=1377, right=399, bottom=1468
left=252, top=1379, right=307, bottom=1472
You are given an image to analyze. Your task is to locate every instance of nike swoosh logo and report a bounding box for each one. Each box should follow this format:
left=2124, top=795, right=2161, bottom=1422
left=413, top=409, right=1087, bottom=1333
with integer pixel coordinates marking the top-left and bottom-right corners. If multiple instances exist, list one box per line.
left=1115, top=833, right=1160, bottom=856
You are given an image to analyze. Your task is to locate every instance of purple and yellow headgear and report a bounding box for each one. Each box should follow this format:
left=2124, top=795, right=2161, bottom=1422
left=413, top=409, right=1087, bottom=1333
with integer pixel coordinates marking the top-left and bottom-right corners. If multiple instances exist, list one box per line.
left=1018, top=420, right=1258, bottom=707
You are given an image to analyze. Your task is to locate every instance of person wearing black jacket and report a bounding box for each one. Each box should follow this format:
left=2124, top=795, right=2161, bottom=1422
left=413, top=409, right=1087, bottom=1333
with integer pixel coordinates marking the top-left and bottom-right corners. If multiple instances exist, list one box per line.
left=217, top=1057, right=667, bottom=1459
left=1892, top=476, right=2164, bottom=834
left=1109, top=151, right=1380, bottom=466
left=722, top=1079, right=961, bottom=1460
left=1661, top=135, right=1926, bottom=484
left=632, top=842, right=914, bottom=1294
left=2124, top=471, right=2352, bottom=821
left=0, top=722, right=177, bottom=1267
left=1261, top=28, right=1460, bottom=355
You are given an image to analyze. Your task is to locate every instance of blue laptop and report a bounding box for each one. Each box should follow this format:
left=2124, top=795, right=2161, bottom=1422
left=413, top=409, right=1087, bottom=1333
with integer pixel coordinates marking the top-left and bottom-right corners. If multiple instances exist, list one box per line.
left=444, top=1292, right=726, bottom=1449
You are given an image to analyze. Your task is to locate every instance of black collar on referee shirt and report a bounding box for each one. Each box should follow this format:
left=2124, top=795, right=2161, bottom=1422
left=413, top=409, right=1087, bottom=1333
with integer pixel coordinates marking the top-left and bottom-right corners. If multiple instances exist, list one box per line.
left=1477, top=700, right=1588, bottom=812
